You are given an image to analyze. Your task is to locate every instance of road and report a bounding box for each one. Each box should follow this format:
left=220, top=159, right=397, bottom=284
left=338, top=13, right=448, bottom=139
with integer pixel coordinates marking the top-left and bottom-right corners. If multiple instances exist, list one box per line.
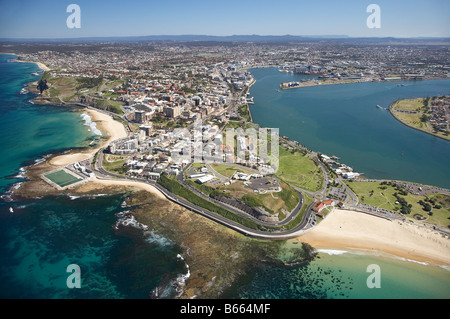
left=93, top=148, right=315, bottom=239
left=178, top=163, right=306, bottom=227
left=83, top=89, right=346, bottom=239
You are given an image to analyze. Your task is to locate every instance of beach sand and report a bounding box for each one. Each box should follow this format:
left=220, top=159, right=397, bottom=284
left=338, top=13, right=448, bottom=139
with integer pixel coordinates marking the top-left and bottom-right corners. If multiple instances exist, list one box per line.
left=34, top=61, right=51, bottom=72
left=299, top=208, right=450, bottom=266
left=88, top=176, right=165, bottom=200
left=10, top=57, right=51, bottom=72
left=49, top=108, right=128, bottom=166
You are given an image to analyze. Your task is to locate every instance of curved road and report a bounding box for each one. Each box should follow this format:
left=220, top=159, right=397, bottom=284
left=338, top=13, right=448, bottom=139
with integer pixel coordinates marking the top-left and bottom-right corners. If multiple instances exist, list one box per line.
left=94, top=148, right=315, bottom=239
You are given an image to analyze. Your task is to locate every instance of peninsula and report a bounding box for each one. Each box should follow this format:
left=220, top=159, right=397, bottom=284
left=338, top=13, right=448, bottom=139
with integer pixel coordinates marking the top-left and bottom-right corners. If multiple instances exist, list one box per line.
left=389, top=95, right=450, bottom=141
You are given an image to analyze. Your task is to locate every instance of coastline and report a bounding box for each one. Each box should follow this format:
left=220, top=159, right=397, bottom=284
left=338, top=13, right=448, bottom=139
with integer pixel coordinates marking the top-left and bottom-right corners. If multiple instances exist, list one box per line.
left=48, top=107, right=128, bottom=167
left=10, top=56, right=51, bottom=72
left=16, top=63, right=450, bottom=273
left=82, top=176, right=166, bottom=200
left=280, top=78, right=374, bottom=90
left=247, top=67, right=450, bottom=268
left=280, top=77, right=447, bottom=90
left=389, top=98, right=450, bottom=142
left=298, top=208, right=450, bottom=267
left=41, top=107, right=167, bottom=203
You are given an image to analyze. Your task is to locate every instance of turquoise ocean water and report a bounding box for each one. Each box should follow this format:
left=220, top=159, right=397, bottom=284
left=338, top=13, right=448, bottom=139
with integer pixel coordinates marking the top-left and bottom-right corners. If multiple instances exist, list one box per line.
left=0, top=55, right=448, bottom=299
left=0, top=54, right=186, bottom=299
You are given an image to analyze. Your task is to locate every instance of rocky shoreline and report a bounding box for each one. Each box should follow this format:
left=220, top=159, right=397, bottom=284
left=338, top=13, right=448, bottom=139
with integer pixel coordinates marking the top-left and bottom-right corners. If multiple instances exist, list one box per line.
left=10, top=151, right=317, bottom=299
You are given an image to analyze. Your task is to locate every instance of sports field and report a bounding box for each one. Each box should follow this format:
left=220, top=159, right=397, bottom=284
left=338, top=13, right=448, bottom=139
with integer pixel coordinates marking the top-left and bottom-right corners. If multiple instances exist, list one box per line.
left=44, top=169, right=83, bottom=188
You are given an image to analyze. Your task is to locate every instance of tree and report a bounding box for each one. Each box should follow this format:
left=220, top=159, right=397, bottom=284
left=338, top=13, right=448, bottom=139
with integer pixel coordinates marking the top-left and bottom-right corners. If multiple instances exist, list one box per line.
left=400, top=206, right=411, bottom=214
left=37, top=79, right=48, bottom=94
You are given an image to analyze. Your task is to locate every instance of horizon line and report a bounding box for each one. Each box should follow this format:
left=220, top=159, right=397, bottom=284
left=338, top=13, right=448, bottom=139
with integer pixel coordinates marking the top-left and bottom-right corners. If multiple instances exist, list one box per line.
left=1, top=34, right=450, bottom=41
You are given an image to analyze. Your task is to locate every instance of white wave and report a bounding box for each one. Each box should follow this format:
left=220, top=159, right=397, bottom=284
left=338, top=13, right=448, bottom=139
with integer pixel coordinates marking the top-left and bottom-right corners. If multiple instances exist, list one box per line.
left=392, top=256, right=430, bottom=266
left=318, top=248, right=446, bottom=269
left=80, top=113, right=102, bottom=136
left=176, top=266, right=191, bottom=287
left=439, top=265, right=450, bottom=272
left=115, top=211, right=129, bottom=218
left=113, top=213, right=149, bottom=231
left=20, top=87, right=27, bottom=94
left=316, top=249, right=348, bottom=255
left=32, top=154, right=52, bottom=166
left=68, top=195, right=81, bottom=200
left=175, top=254, right=191, bottom=297
left=13, top=167, right=27, bottom=179
left=11, top=182, right=23, bottom=190
left=88, top=193, right=109, bottom=198
left=144, top=230, right=173, bottom=247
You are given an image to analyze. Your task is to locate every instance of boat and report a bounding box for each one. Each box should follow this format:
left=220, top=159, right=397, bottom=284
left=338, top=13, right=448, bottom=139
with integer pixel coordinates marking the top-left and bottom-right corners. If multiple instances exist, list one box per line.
left=9, top=207, right=14, bottom=213
left=376, top=105, right=382, bottom=109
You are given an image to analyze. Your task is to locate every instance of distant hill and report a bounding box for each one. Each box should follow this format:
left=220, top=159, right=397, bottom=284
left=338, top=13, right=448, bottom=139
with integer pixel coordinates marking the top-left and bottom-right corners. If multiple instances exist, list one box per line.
left=1, top=34, right=449, bottom=44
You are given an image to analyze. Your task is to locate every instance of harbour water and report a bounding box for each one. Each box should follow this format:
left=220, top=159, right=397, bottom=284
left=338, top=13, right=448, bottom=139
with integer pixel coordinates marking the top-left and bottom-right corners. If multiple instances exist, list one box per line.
left=0, top=55, right=448, bottom=299
left=222, top=67, right=450, bottom=299
left=248, top=68, right=450, bottom=189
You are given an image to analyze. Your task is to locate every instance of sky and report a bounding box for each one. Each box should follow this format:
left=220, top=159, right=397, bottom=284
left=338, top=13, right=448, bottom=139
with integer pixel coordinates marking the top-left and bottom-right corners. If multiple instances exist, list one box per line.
left=0, top=0, right=449, bottom=39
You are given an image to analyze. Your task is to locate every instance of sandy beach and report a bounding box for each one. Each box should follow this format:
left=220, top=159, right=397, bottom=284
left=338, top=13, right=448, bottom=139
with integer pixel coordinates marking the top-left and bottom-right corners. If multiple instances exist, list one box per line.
left=10, top=57, right=51, bottom=72
left=89, top=176, right=165, bottom=200
left=299, top=208, right=450, bottom=266
left=34, top=61, right=51, bottom=72
left=49, top=108, right=128, bottom=166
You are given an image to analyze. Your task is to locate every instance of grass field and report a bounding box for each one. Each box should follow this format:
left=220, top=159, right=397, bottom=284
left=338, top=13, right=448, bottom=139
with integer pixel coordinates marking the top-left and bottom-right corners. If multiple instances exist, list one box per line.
left=44, top=169, right=82, bottom=188
left=276, top=146, right=323, bottom=192
left=210, top=163, right=254, bottom=178
left=103, top=154, right=129, bottom=175
left=44, top=77, right=78, bottom=99
left=158, top=174, right=265, bottom=231
left=186, top=163, right=300, bottom=221
left=222, top=179, right=299, bottom=220
left=346, top=181, right=450, bottom=228
left=92, top=98, right=124, bottom=115
left=390, top=98, right=450, bottom=141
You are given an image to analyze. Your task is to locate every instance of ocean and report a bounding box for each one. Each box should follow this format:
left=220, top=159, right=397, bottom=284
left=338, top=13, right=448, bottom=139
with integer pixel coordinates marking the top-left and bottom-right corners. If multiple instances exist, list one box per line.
left=226, top=248, right=450, bottom=299
left=0, top=55, right=448, bottom=299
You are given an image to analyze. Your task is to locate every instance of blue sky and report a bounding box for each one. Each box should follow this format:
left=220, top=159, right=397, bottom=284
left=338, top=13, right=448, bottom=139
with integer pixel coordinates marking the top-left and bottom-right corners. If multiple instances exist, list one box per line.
left=0, top=0, right=449, bottom=38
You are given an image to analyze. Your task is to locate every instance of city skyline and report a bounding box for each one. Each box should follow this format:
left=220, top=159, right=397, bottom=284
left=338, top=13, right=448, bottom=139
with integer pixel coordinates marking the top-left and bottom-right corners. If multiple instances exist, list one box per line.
left=0, top=0, right=449, bottom=39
